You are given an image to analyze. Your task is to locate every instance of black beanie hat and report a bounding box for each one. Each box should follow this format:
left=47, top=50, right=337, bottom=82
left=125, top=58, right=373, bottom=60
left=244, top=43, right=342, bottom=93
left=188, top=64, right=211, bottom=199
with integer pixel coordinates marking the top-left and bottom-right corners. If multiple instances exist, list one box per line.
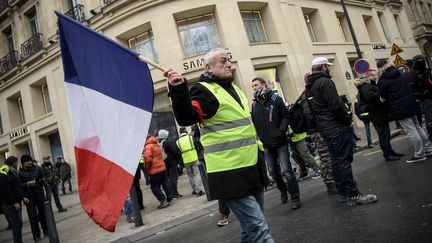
left=5, top=156, right=18, bottom=166
left=21, top=154, right=33, bottom=164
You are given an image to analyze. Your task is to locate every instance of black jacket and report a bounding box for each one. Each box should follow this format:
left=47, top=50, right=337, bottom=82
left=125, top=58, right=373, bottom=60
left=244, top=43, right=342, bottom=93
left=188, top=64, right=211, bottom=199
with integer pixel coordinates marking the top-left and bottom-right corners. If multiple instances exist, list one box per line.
left=19, top=165, right=46, bottom=199
left=378, top=65, right=417, bottom=121
left=169, top=72, right=266, bottom=200
left=251, top=90, right=289, bottom=148
left=41, top=162, right=60, bottom=186
left=306, top=72, right=351, bottom=130
left=162, top=138, right=182, bottom=168
left=358, top=83, right=389, bottom=125
left=0, top=167, right=23, bottom=205
left=405, top=69, right=432, bottom=100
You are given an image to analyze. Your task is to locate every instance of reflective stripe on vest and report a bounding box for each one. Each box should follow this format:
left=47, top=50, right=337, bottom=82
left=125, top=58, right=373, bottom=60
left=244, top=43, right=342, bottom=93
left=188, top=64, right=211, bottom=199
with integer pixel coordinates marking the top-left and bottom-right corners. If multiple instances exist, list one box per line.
left=288, top=126, right=307, bottom=142
left=139, top=154, right=145, bottom=164
left=199, top=82, right=258, bottom=173
left=0, top=165, right=9, bottom=175
left=177, top=134, right=199, bottom=164
left=361, top=112, right=369, bottom=117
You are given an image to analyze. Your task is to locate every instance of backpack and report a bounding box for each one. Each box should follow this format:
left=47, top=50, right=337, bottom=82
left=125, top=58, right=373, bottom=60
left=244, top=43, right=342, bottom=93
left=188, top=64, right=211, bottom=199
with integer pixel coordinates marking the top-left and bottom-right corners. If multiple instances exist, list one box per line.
left=288, top=90, right=318, bottom=134
left=354, top=92, right=369, bottom=121
left=158, top=140, right=168, bottom=160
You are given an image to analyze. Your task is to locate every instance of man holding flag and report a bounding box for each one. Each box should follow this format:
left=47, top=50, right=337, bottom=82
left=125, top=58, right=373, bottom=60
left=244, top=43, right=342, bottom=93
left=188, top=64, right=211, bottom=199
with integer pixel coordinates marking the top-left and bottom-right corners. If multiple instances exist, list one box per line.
left=56, top=12, right=153, bottom=231
left=165, top=48, right=274, bottom=242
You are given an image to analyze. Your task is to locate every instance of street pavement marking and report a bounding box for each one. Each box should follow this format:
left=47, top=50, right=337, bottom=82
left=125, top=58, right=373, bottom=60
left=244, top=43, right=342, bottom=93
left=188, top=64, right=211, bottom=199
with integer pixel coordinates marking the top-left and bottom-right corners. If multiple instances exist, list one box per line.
left=363, top=150, right=381, bottom=156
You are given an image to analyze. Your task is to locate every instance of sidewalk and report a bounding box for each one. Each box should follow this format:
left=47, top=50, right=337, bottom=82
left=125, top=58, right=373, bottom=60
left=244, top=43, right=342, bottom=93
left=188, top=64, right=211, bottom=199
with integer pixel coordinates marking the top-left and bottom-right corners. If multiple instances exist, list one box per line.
left=0, top=172, right=217, bottom=243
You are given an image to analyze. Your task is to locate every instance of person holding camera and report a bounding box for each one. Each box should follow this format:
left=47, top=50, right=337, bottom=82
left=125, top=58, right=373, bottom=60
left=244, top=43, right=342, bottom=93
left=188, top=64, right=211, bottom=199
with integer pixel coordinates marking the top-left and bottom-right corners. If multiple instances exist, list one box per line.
left=19, top=155, right=48, bottom=242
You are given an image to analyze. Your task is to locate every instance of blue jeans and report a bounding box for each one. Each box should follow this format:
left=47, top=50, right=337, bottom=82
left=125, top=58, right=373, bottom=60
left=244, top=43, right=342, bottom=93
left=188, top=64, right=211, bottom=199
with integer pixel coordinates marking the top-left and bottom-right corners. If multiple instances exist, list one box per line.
left=264, top=145, right=300, bottom=200
left=363, top=120, right=372, bottom=147
left=225, top=191, right=274, bottom=243
left=45, top=183, right=63, bottom=210
left=320, top=125, right=360, bottom=198
left=2, top=205, right=23, bottom=243
left=123, top=194, right=133, bottom=218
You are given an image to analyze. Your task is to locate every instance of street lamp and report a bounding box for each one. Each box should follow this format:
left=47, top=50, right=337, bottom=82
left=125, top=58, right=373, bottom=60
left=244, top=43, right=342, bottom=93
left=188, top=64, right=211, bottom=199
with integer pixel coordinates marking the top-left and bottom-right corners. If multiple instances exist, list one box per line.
left=340, top=0, right=362, bottom=59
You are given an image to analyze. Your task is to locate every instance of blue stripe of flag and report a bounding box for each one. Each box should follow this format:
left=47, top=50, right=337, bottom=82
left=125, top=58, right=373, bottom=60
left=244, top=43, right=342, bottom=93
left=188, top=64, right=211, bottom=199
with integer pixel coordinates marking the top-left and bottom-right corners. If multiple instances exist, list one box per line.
left=56, top=12, right=154, bottom=112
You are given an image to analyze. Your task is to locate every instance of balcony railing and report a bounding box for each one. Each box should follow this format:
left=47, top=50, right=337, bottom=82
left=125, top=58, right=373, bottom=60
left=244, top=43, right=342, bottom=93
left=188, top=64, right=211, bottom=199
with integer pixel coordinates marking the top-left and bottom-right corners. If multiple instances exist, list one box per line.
left=0, top=51, right=18, bottom=76
left=103, top=0, right=118, bottom=6
left=0, top=0, right=8, bottom=12
left=20, top=33, right=43, bottom=60
left=65, top=4, right=85, bottom=23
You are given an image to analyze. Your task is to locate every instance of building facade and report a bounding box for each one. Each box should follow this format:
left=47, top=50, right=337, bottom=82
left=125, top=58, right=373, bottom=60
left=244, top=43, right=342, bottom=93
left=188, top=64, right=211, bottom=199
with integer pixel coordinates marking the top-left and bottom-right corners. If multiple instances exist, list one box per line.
left=401, top=0, right=432, bottom=65
left=0, top=0, right=421, bottom=169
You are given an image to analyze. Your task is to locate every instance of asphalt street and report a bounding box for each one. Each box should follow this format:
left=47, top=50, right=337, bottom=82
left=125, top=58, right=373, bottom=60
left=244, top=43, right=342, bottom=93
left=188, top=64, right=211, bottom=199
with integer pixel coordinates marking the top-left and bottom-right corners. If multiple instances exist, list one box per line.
left=117, top=136, right=432, bottom=243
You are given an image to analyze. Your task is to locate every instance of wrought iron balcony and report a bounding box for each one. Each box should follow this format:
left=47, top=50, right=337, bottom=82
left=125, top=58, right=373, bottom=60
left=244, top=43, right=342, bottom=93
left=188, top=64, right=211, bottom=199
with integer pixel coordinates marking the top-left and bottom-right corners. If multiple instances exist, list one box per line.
left=0, top=51, right=18, bottom=76
left=103, top=0, right=118, bottom=6
left=65, top=4, right=85, bottom=23
left=20, top=33, right=43, bottom=61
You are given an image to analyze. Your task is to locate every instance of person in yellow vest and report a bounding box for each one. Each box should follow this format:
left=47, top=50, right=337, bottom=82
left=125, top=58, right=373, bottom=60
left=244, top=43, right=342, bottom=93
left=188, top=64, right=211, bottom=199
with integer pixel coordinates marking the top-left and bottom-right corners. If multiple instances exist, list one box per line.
left=176, top=127, right=204, bottom=196
left=164, top=48, right=274, bottom=242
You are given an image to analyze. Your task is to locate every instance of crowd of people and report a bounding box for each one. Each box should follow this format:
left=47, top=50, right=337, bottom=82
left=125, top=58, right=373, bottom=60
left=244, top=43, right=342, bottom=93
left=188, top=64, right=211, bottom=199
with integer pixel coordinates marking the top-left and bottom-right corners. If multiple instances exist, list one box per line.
left=0, top=155, right=73, bottom=242
left=2, top=48, right=430, bottom=243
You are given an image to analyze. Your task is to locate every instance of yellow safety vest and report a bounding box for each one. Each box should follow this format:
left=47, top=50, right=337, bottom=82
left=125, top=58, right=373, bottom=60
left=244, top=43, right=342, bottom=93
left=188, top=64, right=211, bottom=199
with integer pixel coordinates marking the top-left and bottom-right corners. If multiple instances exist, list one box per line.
left=0, top=165, right=9, bottom=176
left=176, top=134, right=199, bottom=164
left=288, top=126, right=307, bottom=143
left=199, top=82, right=258, bottom=173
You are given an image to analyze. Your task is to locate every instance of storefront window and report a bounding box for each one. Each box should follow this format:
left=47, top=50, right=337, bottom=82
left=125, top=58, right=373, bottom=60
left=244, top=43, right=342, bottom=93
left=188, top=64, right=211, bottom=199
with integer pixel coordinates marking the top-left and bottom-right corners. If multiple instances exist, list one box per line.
left=128, top=30, right=159, bottom=63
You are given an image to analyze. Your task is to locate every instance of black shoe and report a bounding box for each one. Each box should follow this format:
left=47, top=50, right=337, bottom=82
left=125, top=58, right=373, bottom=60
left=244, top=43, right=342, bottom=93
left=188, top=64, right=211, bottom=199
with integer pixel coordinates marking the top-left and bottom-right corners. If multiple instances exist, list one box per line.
left=346, top=194, right=378, bottom=206
left=191, top=191, right=197, bottom=195
left=291, top=199, right=302, bottom=210
left=326, top=182, right=338, bottom=194
left=58, top=208, right=68, bottom=213
left=281, top=191, right=288, bottom=204
left=298, top=171, right=308, bottom=181
left=385, top=155, right=400, bottom=161
left=392, top=151, right=405, bottom=157
left=368, top=145, right=374, bottom=149
left=196, top=191, right=205, bottom=197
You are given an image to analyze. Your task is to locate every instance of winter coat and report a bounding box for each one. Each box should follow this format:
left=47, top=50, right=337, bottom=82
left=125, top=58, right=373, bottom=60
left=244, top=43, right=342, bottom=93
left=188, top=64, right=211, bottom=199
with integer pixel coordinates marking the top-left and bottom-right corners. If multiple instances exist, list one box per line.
left=19, top=165, right=46, bottom=200
left=378, top=64, right=417, bottom=121
left=59, top=162, right=72, bottom=181
left=0, top=166, right=23, bottom=205
left=251, top=89, right=289, bottom=148
left=306, top=71, right=352, bottom=130
left=144, top=136, right=167, bottom=175
left=355, top=79, right=389, bottom=125
left=161, top=138, right=182, bottom=168
left=41, top=162, right=60, bottom=185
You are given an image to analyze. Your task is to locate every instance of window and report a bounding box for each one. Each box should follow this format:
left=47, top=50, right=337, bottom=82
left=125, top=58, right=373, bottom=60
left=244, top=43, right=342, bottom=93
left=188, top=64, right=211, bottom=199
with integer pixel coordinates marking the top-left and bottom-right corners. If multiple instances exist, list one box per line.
left=304, top=14, right=317, bottom=42
left=27, top=10, right=39, bottom=36
left=337, top=16, right=347, bottom=42
left=128, top=30, right=159, bottom=63
left=17, top=97, right=25, bottom=125
left=419, top=2, right=431, bottom=24
left=177, top=14, right=221, bottom=57
left=4, top=28, right=14, bottom=52
left=363, top=15, right=380, bottom=42
left=241, top=11, right=268, bottom=44
left=393, top=15, right=406, bottom=43
left=336, top=13, right=352, bottom=42
left=377, top=12, right=390, bottom=43
left=408, top=0, right=420, bottom=24
left=41, top=84, right=52, bottom=113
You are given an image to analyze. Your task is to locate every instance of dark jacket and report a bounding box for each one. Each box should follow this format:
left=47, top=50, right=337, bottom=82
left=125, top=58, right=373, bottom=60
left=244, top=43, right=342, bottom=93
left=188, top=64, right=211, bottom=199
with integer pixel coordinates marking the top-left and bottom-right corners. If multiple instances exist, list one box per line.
left=169, top=72, right=267, bottom=200
left=358, top=82, right=389, bottom=125
left=0, top=166, right=23, bottom=205
left=19, top=164, right=46, bottom=199
left=405, top=69, right=432, bottom=100
left=162, top=138, right=182, bottom=168
left=59, top=162, right=72, bottom=181
left=251, top=89, right=289, bottom=148
left=378, top=65, right=417, bottom=120
left=41, top=162, right=60, bottom=186
left=306, top=71, right=351, bottom=130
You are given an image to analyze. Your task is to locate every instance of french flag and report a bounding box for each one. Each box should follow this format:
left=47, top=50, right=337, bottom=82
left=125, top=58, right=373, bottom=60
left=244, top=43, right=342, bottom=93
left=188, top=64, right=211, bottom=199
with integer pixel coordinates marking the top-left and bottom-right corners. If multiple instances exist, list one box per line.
left=56, top=12, right=154, bottom=232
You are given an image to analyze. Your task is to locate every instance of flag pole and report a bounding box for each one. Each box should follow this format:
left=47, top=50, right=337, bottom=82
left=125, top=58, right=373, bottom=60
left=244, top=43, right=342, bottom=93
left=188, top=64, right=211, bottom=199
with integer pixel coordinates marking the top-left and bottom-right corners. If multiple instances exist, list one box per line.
left=138, top=55, right=165, bottom=72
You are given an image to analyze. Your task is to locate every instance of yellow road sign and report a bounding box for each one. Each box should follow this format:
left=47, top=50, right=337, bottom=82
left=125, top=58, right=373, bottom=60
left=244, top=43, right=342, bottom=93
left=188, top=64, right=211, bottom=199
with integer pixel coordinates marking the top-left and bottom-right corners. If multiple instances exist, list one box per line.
left=391, top=43, right=403, bottom=56
left=394, top=54, right=406, bottom=66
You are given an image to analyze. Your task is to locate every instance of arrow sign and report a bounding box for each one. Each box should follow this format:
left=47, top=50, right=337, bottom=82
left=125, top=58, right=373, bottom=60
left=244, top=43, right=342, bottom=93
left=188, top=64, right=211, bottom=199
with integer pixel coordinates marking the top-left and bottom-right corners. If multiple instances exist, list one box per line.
left=394, top=54, right=406, bottom=66
left=391, top=43, right=403, bottom=56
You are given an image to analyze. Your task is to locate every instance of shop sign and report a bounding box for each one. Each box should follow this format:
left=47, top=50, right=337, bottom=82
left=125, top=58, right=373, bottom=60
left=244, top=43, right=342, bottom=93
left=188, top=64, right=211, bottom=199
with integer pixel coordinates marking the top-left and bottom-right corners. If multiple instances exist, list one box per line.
left=371, top=44, right=386, bottom=50
left=10, top=126, right=30, bottom=140
left=183, top=58, right=205, bottom=71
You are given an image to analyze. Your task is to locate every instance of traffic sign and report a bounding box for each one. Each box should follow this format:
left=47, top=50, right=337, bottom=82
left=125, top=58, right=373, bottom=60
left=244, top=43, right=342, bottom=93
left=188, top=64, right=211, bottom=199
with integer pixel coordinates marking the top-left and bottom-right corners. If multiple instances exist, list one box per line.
left=397, top=64, right=410, bottom=75
left=394, top=55, right=406, bottom=66
left=353, top=59, right=370, bottom=75
left=391, top=43, right=403, bottom=56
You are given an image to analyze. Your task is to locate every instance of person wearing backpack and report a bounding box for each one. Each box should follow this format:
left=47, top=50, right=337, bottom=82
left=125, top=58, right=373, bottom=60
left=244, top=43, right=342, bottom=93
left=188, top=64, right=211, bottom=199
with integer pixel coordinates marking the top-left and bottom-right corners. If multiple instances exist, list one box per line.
left=354, top=89, right=373, bottom=149
left=306, top=57, right=377, bottom=206
left=251, top=77, right=301, bottom=209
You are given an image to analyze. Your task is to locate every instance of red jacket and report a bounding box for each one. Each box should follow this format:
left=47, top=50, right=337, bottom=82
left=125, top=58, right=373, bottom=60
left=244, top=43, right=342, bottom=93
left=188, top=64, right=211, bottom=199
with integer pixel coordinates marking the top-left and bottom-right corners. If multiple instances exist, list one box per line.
left=144, top=136, right=166, bottom=175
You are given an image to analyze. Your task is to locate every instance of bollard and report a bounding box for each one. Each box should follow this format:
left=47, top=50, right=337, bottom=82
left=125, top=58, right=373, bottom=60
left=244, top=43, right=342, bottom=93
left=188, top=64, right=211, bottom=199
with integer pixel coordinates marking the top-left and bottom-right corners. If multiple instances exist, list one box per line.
left=43, top=201, right=60, bottom=243
left=129, top=183, right=144, bottom=227
left=197, top=161, right=211, bottom=201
